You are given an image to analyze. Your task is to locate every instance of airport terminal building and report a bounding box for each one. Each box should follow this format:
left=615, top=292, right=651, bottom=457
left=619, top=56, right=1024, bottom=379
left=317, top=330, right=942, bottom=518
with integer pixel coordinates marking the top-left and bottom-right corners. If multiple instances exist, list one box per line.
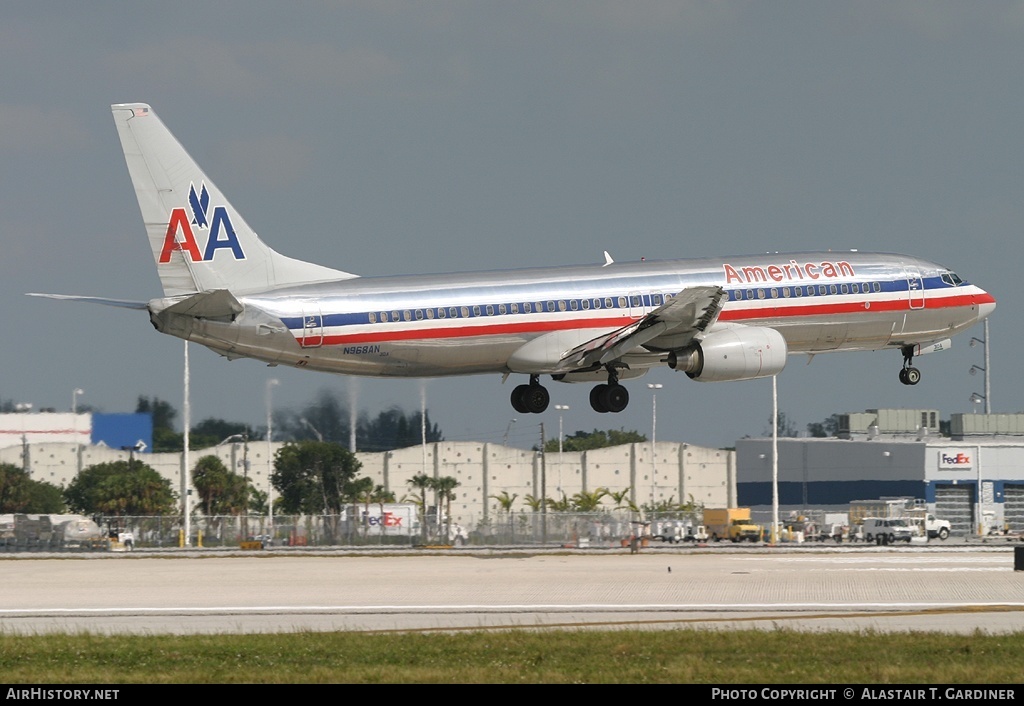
left=737, top=410, right=1024, bottom=534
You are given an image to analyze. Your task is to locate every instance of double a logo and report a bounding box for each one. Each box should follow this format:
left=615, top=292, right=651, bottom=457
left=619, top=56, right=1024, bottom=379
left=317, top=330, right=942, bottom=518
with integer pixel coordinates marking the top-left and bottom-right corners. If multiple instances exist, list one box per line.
left=158, top=182, right=245, bottom=263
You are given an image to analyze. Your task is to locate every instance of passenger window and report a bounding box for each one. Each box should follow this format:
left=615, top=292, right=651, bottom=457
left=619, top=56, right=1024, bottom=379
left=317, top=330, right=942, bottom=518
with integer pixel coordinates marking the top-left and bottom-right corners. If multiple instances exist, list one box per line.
left=403, top=310, right=412, bottom=321
left=605, top=298, right=614, bottom=308
left=460, top=307, right=469, bottom=318
left=547, top=301, right=555, bottom=312
left=437, top=308, right=446, bottom=319
left=570, top=300, right=579, bottom=311
left=473, top=306, right=481, bottom=317
left=415, top=309, right=424, bottom=320
left=523, top=302, right=532, bottom=313
left=369, top=312, right=376, bottom=323
left=426, top=309, right=434, bottom=319
left=582, top=299, right=590, bottom=310
left=485, top=305, right=494, bottom=316
left=511, top=303, right=518, bottom=314
left=558, top=300, right=567, bottom=311
left=379, top=312, right=388, bottom=322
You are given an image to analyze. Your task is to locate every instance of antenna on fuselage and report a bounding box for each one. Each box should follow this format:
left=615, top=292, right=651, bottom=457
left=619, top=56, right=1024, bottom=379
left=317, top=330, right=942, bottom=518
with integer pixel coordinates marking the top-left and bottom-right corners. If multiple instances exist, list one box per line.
left=603, top=251, right=614, bottom=267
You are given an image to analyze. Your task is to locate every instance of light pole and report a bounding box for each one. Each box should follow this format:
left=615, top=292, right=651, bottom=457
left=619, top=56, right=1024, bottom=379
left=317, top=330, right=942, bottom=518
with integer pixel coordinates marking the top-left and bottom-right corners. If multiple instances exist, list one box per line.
left=266, top=378, right=279, bottom=532
left=555, top=405, right=569, bottom=493
left=72, top=388, right=84, bottom=414
left=970, top=320, right=991, bottom=414
left=300, top=417, right=323, bottom=442
left=647, top=383, right=662, bottom=512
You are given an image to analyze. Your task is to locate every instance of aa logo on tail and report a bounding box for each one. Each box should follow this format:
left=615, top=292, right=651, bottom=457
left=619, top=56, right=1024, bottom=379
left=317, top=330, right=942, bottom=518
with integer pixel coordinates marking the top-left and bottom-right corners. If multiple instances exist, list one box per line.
left=158, top=182, right=245, bottom=263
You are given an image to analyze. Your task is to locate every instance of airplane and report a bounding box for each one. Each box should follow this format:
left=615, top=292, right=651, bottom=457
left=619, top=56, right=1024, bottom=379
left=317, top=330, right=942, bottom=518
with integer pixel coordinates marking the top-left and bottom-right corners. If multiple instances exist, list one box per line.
left=30, top=103, right=996, bottom=415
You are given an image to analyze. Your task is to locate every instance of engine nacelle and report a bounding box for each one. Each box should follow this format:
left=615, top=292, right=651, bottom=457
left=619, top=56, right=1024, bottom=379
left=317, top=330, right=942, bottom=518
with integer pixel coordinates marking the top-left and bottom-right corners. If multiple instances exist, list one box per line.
left=667, top=326, right=788, bottom=382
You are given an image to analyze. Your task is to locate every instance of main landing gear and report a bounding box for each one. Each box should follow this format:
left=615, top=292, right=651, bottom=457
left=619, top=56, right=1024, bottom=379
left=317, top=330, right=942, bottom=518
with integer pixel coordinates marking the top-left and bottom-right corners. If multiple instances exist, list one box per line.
left=590, top=367, right=630, bottom=413
left=509, top=367, right=633, bottom=414
left=511, top=375, right=550, bottom=414
left=899, top=346, right=921, bottom=386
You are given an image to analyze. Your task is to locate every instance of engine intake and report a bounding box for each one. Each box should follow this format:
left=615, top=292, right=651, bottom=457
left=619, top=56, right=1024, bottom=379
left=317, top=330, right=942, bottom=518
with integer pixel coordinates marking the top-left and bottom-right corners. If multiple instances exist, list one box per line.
left=668, top=326, right=787, bottom=382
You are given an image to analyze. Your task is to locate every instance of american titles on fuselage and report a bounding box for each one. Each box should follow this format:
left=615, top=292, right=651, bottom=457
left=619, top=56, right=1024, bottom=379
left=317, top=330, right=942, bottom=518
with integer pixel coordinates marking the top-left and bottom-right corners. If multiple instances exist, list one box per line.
left=723, top=259, right=854, bottom=285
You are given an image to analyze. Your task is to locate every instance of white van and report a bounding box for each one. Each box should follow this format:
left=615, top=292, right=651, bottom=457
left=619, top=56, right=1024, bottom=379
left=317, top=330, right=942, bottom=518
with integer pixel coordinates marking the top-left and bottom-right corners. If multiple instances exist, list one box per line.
left=862, top=517, right=916, bottom=544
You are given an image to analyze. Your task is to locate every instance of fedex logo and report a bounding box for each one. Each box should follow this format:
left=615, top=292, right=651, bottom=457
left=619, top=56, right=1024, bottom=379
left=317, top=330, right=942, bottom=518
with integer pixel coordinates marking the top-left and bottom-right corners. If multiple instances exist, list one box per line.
left=365, top=512, right=404, bottom=528
left=159, top=182, right=245, bottom=263
left=939, top=451, right=972, bottom=469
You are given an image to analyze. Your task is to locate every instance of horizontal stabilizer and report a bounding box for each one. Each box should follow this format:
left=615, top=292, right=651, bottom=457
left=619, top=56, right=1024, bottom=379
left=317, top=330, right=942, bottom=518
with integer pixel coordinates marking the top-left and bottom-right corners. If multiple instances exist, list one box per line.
left=26, top=293, right=148, bottom=310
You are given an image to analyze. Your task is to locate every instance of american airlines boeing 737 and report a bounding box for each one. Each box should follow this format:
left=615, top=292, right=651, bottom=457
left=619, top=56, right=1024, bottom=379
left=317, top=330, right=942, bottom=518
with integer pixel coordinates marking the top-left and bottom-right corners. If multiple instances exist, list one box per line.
left=32, top=104, right=996, bottom=414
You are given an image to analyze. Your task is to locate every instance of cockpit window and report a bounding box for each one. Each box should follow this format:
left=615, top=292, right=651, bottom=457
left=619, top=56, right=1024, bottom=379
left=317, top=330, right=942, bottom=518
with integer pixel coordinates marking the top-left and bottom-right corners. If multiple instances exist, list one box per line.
left=941, top=271, right=964, bottom=286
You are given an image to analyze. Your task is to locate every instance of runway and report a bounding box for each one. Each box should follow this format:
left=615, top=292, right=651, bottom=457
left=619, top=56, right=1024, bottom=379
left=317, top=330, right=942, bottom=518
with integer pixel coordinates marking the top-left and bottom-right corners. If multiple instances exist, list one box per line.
left=1, top=547, right=1023, bottom=635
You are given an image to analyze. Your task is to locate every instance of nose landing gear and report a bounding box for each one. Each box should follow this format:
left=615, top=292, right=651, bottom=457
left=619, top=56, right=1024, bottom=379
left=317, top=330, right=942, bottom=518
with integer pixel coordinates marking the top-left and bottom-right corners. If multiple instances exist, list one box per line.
left=899, top=346, right=921, bottom=386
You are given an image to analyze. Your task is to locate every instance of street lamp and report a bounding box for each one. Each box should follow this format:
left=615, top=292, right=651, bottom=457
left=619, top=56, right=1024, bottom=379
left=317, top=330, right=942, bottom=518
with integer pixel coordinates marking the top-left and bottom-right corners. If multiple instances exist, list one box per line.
left=72, top=388, right=84, bottom=414
left=970, top=392, right=986, bottom=415
left=969, top=321, right=991, bottom=414
left=266, top=378, right=279, bottom=531
left=647, top=383, right=663, bottom=512
left=555, top=405, right=569, bottom=493
left=300, top=417, right=323, bottom=442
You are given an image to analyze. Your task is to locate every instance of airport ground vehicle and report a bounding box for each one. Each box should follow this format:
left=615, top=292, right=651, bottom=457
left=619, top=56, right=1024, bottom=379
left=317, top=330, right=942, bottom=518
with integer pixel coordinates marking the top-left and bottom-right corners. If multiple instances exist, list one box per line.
left=862, top=517, right=916, bottom=544
left=851, top=498, right=952, bottom=541
left=704, top=508, right=763, bottom=542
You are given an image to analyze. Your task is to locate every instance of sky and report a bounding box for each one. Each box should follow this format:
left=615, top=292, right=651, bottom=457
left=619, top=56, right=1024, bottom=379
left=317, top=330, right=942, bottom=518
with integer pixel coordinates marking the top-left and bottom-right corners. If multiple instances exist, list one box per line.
left=3, top=2, right=1021, bottom=450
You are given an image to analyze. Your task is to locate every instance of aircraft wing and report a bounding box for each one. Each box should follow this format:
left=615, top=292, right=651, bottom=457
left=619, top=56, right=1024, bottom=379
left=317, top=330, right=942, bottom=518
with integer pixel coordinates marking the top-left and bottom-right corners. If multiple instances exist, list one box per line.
left=556, top=285, right=725, bottom=372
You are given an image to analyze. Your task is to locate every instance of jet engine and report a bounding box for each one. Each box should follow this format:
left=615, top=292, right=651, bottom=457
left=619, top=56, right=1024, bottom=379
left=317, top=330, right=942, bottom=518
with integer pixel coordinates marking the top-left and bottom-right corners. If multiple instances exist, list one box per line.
left=667, top=326, right=787, bottom=382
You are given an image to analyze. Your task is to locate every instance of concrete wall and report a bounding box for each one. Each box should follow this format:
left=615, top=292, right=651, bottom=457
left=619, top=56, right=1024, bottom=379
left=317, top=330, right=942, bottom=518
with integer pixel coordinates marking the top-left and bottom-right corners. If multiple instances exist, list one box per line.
left=3, top=440, right=734, bottom=525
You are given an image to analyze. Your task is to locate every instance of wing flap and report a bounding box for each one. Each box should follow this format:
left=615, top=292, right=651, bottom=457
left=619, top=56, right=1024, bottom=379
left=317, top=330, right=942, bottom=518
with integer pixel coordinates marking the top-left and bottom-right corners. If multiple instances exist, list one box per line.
left=556, top=285, right=724, bottom=371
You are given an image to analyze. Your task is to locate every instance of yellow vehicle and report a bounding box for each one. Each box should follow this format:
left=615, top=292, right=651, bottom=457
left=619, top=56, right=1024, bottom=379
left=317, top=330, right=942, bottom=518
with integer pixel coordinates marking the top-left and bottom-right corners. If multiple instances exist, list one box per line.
left=704, top=508, right=763, bottom=543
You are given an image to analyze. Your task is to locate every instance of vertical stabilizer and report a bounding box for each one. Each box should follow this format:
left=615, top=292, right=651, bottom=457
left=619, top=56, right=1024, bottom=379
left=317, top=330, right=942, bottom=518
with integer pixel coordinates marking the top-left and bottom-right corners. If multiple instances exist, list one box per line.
left=111, top=103, right=356, bottom=296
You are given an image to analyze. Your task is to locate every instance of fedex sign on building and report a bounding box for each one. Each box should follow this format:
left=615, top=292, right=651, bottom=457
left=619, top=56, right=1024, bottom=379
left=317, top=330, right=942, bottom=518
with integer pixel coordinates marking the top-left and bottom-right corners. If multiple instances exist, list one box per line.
left=939, top=450, right=973, bottom=470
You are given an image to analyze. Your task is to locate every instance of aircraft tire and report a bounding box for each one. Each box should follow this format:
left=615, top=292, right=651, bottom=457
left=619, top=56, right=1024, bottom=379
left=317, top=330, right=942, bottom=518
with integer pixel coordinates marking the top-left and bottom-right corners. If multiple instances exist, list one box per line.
left=523, top=384, right=550, bottom=414
left=905, top=367, right=921, bottom=385
left=511, top=385, right=530, bottom=413
left=603, top=384, right=629, bottom=413
left=590, top=385, right=609, bottom=413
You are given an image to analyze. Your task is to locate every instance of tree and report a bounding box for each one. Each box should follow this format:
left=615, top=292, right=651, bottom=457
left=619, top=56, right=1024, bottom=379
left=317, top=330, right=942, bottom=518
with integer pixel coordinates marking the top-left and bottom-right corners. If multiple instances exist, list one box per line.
left=360, top=407, right=443, bottom=452
left=192, top=455, right=249, bottom=516
left=271, top=441, right=363, bottom=516
left=408, top=473, right=433, bottom=542
left=431, top=475, right=460, bottom=541
left=136, top=396, right=182, bottom=452
left=491, top=490, right=518, bottom=540
left=570, top=487, right=609, bottom=512
left=807, top=414, right=842, bottom=438
left=0, top=463, right=65, bottom=513
left=64, top=460, right=176, bottom=516
left=543, top=428, right=647, bottom=453
left=190, top=419, right=254, bottom=450
left=764, top=412, right=800, bottom=438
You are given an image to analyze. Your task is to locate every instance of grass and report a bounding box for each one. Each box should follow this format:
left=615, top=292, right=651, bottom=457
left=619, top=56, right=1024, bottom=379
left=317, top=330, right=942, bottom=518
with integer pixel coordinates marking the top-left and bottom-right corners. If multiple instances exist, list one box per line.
left=1, top=628, right=1022, bottom=683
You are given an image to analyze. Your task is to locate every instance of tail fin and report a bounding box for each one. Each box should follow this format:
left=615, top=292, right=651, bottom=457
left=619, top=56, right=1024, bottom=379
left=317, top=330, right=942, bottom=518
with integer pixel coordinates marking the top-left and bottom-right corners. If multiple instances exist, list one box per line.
left=111, top=103, right=356, bottom=297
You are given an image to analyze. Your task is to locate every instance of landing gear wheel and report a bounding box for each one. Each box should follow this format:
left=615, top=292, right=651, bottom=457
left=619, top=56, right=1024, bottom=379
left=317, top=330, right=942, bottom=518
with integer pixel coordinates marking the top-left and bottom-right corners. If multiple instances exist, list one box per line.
left=511, top=384, right=530, bottom=413
left=898, top=369, right=908, bottom=385
left=522, top=384, right=550, bottom=414
left=602, top=384, right=629, bottom=413
left=904, top=367, right=921, bottom=385
left=511, top=382, right=550, bottom=413
left=590, top=384, right=609, bottom=413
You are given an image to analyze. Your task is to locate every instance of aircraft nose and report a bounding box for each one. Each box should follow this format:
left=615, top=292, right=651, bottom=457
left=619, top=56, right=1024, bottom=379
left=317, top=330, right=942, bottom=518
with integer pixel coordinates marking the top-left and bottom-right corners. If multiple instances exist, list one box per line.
left=977, top=293, right=996, bottom=321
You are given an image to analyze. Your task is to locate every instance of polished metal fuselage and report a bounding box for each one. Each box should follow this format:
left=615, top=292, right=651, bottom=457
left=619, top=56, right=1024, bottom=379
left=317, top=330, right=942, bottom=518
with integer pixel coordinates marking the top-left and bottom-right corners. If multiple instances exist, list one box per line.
left=163, top=251, right=993, bottom=379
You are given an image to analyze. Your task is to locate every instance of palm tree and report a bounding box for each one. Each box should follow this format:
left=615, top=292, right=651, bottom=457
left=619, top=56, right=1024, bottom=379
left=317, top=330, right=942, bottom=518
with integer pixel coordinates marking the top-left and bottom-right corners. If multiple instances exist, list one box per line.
left=571, top=487, right=609, bottom=512
left=408, top=473, right=432, bottom=542
left=431, top=475, right=460, bottom=542
left=490, top=490, right=518, bottom=541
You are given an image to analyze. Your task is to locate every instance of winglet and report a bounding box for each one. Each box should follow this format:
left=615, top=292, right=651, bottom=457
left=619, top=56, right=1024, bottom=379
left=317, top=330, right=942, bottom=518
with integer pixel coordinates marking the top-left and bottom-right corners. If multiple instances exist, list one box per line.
left=603, top=251, right=614, bottom=267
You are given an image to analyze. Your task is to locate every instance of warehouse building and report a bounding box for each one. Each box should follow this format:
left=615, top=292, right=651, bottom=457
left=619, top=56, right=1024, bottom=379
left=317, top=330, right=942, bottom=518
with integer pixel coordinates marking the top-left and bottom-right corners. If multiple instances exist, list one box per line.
left=736, top=409, right=1024, bottom=534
